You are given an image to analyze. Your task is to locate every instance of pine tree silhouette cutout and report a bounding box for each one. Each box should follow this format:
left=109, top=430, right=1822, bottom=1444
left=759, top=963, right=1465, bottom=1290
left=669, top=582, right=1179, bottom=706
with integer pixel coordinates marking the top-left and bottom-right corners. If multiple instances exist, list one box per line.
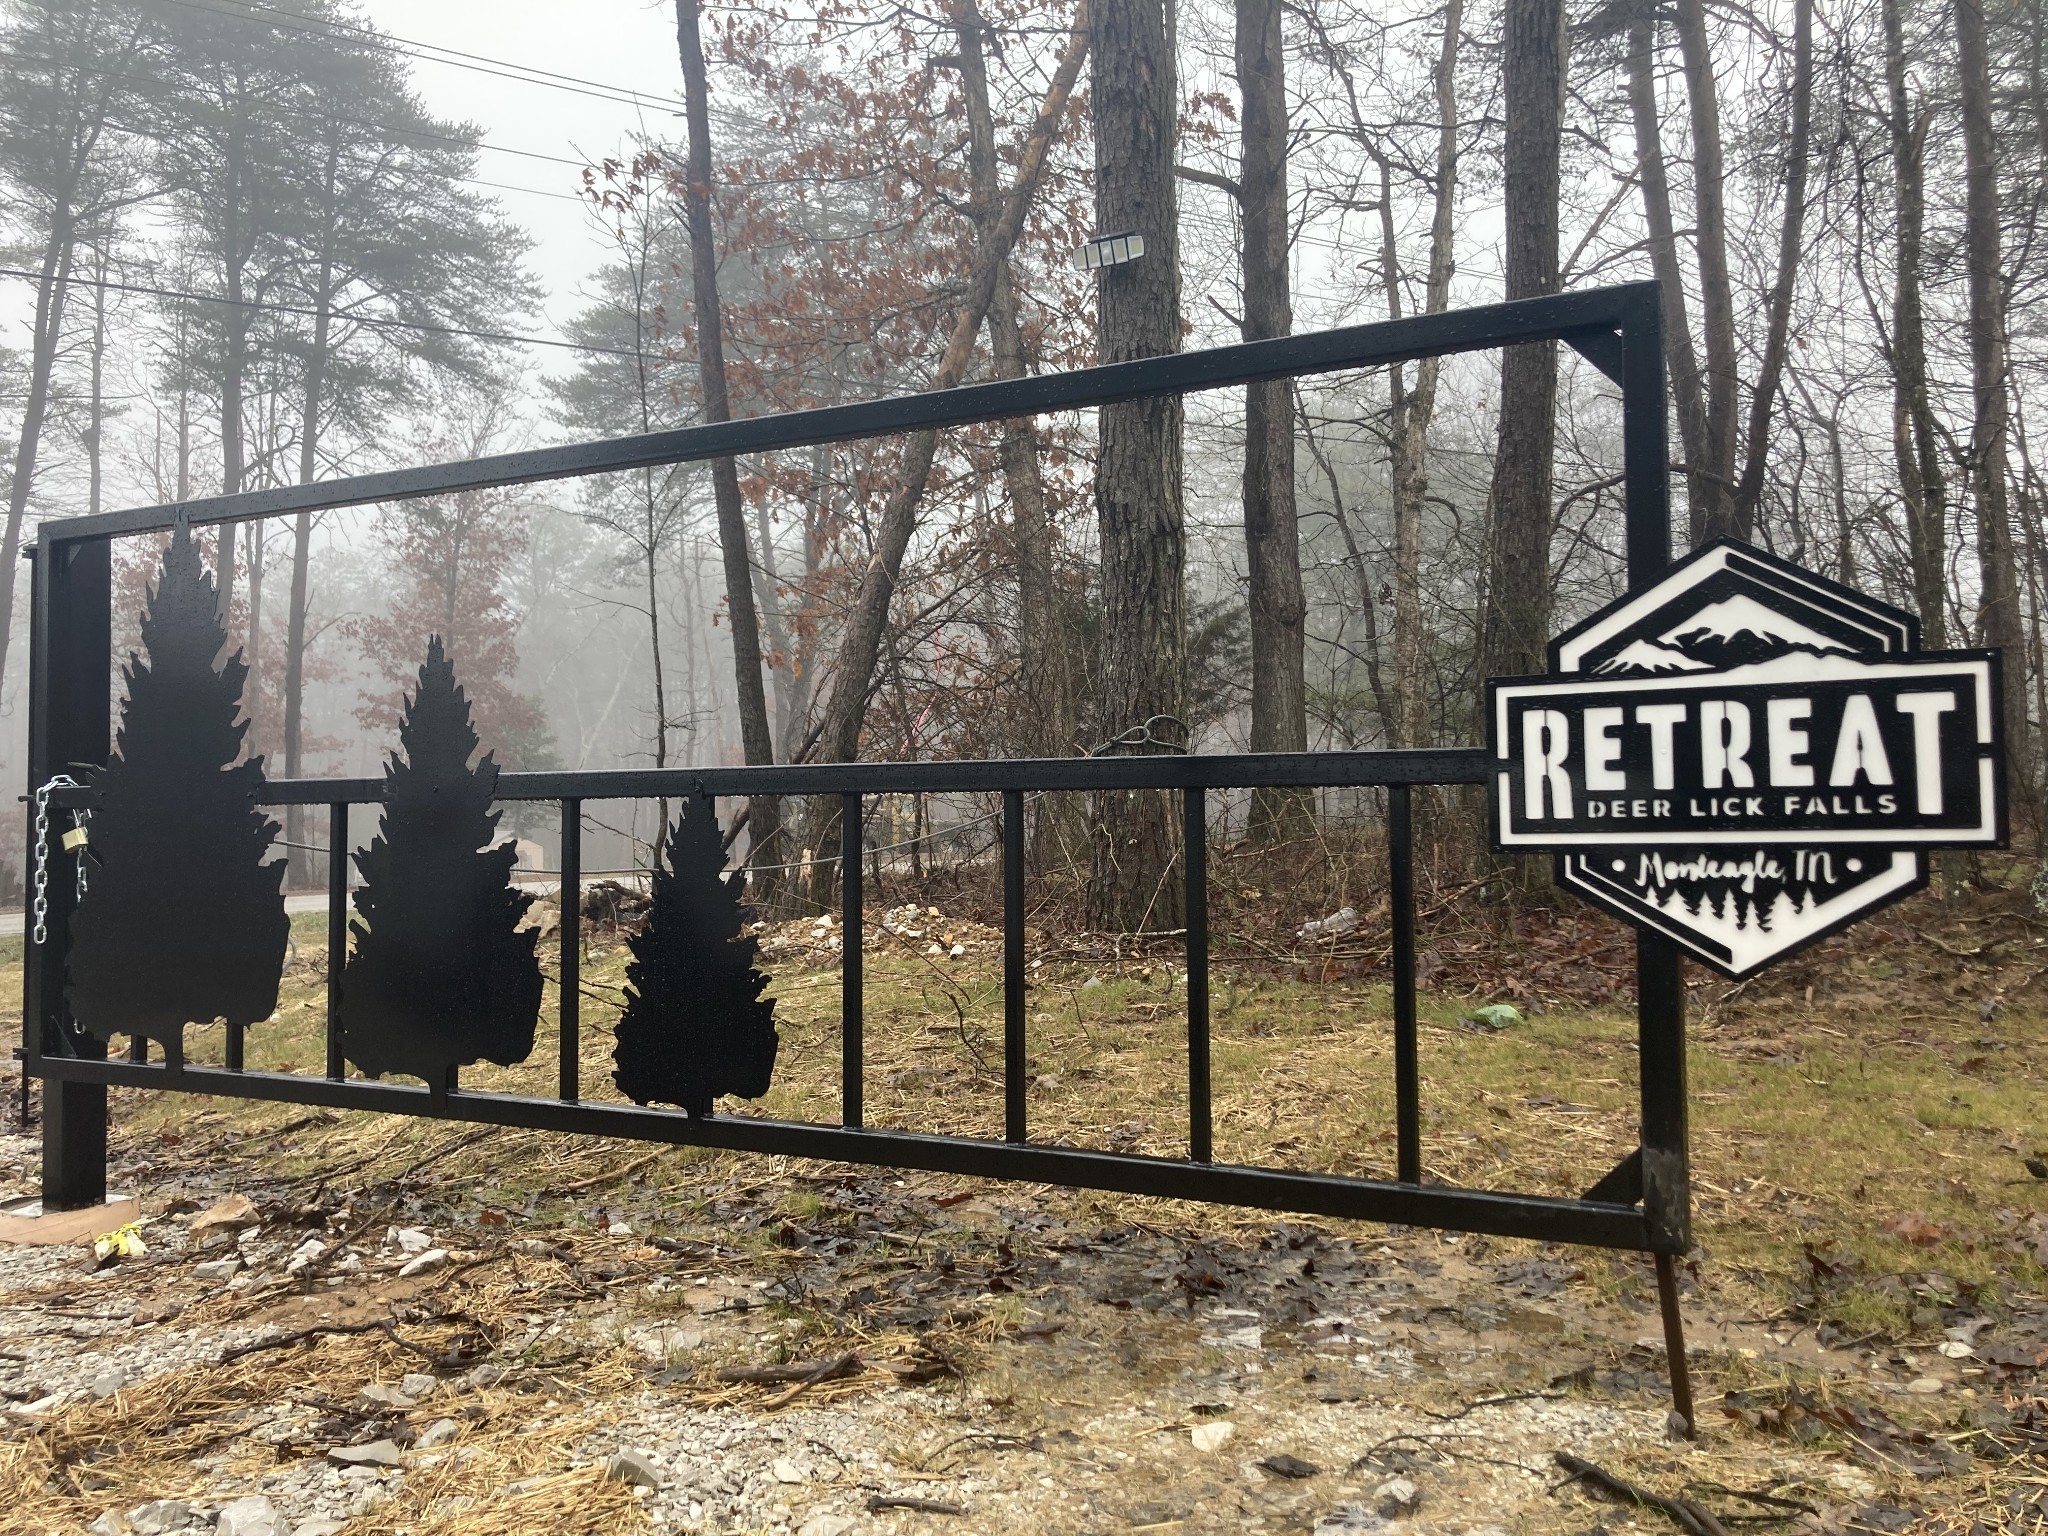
left=340, top=636, right=540, bottom=1083
left=613, top=797, right=778, bottom=1115
left=67, top=522, right=289, bottom=1056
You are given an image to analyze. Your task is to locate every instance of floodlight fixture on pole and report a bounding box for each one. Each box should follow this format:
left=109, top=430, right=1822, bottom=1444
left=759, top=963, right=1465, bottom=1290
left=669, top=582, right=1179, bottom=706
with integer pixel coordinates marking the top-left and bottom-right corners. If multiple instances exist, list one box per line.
left=1073, top=231, right=1146, bottom=271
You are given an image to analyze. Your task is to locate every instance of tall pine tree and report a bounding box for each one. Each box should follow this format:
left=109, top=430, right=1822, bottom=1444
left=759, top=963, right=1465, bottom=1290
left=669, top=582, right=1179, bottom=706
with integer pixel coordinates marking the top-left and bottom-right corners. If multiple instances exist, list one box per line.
left=340, top=635, right=540, bottom=1083
left=68, top=520, right=288, bottom=1057
left=613, top=797, right=778, bottom=1116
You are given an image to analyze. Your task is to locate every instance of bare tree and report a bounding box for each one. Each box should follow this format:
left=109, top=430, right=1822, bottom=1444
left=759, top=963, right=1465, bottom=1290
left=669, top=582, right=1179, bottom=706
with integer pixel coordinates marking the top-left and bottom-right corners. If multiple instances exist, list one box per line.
left=1479, top=0, right=1565, bottom=690
left=1955, top=0, right=2032, bottom=804
left=676, top=0, right=784, bottom=878
left=1088, top=0, right=1187, bottom=930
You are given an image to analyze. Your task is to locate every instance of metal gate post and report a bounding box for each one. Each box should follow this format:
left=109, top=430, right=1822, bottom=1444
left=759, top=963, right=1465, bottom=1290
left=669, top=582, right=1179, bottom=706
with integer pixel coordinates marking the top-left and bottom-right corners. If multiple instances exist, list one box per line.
left=1621, top=283, right=1696, bottom=1434
left=26, top=531, right=112, bottom=1210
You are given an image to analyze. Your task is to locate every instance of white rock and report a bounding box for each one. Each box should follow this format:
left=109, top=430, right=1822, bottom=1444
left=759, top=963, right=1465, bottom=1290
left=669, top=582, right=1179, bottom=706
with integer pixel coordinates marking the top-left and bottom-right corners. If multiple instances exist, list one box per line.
left=127, top=1499, right=193, bottom=1534
left=215, top=1495, right=289, bottom=1536
left=797, top=1517, right=856, bottom=1536
left=771, top=1456, right=809, bottom=1484
left=284, top=1238, right=327, bottom=1275
left=1936, top=1340, right=1973, bottom=1359
left=88, top=1514, right=124, bottom=1536
left=607, top=1220, right=632, bottom=1237
left=396, top=1248, right=447, bottom=1278
left=291, top=1522, right=348, bottom=1536
left=1200, top=1308, right=1263, bottom=1350
left=354, top=1383, right=415, bottom=1412
left=91, top=1368, right=128, bottom=1398
left=604, top=1449, right=662, bottom=1489
left=1372, top=1477, right=1422, bottom=1518
left=398, top=1373, right=436, bottom=1399
left=415, top=1418, right=460, bottom=1449
left=387, top=1226, right=432, bottom=1253
left=1190, top=1420, right=1236, bottom=1452
left=192, top=1258, right=240, bottom=1283
left=327, top=1439, right=404, bottom=1468
left=1313, top=1507, right=1388, bottom=1533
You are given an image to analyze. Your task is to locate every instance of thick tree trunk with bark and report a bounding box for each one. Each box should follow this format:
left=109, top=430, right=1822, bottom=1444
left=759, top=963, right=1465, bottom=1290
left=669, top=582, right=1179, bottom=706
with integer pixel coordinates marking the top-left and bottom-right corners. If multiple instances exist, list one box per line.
left=1674, top=0, right=1738, bottom=543
left=1883, top=0, right=1946, bottom=643
left=1479, top=0, right=1564, bottom=688
left=1731, top=0, right=1812, bottom=535
left=1955, top=0, right=2032, bottom=807
left=1626, top=18, right=1711, bottom=546
left=1236, top=0, right=1311, bottom=838
left=676, top=0, right=784, bottom=885
left=1087, top=0, right=1186, bottom=931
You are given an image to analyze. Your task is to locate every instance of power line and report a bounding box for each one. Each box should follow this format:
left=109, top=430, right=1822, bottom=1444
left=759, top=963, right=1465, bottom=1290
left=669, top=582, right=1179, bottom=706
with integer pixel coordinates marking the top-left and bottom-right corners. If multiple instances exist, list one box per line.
left=144, top=0, right=681, bottom=113
left=0, top=265, right=670, bottom=363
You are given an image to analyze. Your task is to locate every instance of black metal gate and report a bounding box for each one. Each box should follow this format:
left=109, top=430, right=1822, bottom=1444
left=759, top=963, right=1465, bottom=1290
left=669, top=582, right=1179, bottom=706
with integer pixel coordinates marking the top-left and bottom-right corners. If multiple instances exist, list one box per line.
left=20, top=281, right=1692, bottom=1404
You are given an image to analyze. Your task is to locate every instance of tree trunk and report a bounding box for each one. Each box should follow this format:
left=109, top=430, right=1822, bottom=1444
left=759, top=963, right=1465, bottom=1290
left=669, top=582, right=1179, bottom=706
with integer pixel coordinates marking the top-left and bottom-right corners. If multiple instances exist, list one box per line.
left=1731, top=0, right=1812, bottom=537
left=1955, top=0, right=2032, bottom=807
left=0, top=218, right=77, bottom=719
left=1883, top=0, right=1946, bottom=643
left=955, top=3, right=1083, bottom=864
left=676, top=0, right=784, bottom=887
left=86, top=244, right=106, bottom=519
left=1674, top=0, right=1738, bottom=543
left=1626, top=17, right=1708, bottom=530
left=796, top=10, right=1091, bottom=900
left=1087, top=0, right=1186, bottom=931
left=216, top=133, right=248, bottom=628
left=1387, top=0, right=1460, bottom=753
left=1479, top=0, right=1564, bottom=690
left=1236, top=0, right=1310, bottom=839
left=284, top=136, right=338, bottom=888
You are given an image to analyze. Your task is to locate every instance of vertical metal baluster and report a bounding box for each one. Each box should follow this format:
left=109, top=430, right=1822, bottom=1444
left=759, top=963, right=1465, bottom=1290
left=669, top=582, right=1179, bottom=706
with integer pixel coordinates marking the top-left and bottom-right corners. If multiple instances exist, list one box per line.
left=1185, top=787, right=1212, bottom=1164
left=841, top=792, right=863, bottom=1130
left=129, top=1035, right=147, bottom=1065
left=559, top=798, right=582, bottom=1102
left=1389, top=784, right=1421, bottom=1183
left=326, top=803, right=347, bottom=1080
left=1003, top=789, right=1027, bottom=1144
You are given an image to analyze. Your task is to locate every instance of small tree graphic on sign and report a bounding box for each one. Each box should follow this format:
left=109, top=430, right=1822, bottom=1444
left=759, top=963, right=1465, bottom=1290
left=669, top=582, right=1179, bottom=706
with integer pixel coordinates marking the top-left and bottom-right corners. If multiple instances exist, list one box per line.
left=67, top=522, right=288, bottom=1059
left=340, top=636, right=541, bottom=1084
left=613, top=798, right=778, bottom=1115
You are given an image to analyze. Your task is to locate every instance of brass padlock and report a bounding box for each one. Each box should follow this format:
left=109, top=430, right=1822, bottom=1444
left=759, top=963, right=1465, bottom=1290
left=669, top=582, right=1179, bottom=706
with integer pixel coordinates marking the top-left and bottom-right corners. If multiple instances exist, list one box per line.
left=61, top=825, right=88, bottom=851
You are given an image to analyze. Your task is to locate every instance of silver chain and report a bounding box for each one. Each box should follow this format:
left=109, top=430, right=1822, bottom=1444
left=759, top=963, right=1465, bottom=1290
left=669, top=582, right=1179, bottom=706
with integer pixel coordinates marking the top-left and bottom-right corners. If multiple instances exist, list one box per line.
left=31, top=775, right=85, bottom=946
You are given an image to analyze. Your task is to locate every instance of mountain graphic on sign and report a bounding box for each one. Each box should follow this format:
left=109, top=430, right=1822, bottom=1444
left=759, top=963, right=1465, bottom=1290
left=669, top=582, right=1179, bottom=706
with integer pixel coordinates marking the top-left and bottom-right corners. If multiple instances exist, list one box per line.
left=1594, top=638, right=1713, bottom=675
left=1656, top=593, right=1856, bottom=667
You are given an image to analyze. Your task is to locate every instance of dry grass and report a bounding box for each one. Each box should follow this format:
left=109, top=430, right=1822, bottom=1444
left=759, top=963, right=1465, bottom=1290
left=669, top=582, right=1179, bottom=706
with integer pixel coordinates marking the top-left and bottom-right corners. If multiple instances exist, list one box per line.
left=0, top=877, right=2042, bottom=1532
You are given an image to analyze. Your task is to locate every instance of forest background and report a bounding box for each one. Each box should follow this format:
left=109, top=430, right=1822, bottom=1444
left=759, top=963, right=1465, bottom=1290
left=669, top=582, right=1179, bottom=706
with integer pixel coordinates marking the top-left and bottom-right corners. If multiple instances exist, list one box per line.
left=0, top=0, right=2042, bottom=919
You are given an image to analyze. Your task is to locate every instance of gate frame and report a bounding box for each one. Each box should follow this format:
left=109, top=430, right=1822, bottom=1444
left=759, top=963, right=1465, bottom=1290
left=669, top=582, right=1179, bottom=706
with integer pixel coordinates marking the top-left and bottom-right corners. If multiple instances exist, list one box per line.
left=20, top=279, right=1694, bottom=1414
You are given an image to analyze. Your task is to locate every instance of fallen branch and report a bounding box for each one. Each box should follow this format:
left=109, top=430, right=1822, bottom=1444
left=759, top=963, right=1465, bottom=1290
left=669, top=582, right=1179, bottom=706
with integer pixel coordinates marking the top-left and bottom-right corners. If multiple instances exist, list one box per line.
left=542, top=1148, right=666, bottom=1197
left=1553, top=1453, right=1731, bottom=1536
left=1423, top=1389, right=1564, bottom=1422
left=766, top=1352, right=863, bottom=1409
left=218, top=1316, right=464, bottom=1370
left=867, top=1495, right=966, bottom=1516
left=718, top=1353, right=862, bottom=1387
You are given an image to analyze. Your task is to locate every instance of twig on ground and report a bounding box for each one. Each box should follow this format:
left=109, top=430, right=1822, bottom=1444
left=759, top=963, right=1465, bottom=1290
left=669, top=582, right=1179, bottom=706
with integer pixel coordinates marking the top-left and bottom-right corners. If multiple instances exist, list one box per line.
left=763, top=1352, right=863, bottom=1409
left=542, top=1148, right=666, bottom=1197
left=1553, top=1453, right=1731, bottom=1536
left=867, top=1495, right=966, bottom=1515
left=217, top=1315, right=472, bottom=1369
left=1422, top=1389, right=1564, bottom=1422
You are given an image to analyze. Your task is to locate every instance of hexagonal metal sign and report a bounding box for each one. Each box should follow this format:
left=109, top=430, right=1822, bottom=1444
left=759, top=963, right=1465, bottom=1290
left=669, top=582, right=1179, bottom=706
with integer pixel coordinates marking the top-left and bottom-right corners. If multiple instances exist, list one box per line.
left=1487, top=541, right=2007, bottom=977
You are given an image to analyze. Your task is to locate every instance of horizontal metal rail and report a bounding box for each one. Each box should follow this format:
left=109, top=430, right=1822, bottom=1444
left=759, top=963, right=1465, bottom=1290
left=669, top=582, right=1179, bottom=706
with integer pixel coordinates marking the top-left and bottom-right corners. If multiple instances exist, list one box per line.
left=27, top=1054, right=1656, bottom=1249
left=40, top=749, right=1489, bottom=810
left=38, top=285, right=1651, bottom=546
